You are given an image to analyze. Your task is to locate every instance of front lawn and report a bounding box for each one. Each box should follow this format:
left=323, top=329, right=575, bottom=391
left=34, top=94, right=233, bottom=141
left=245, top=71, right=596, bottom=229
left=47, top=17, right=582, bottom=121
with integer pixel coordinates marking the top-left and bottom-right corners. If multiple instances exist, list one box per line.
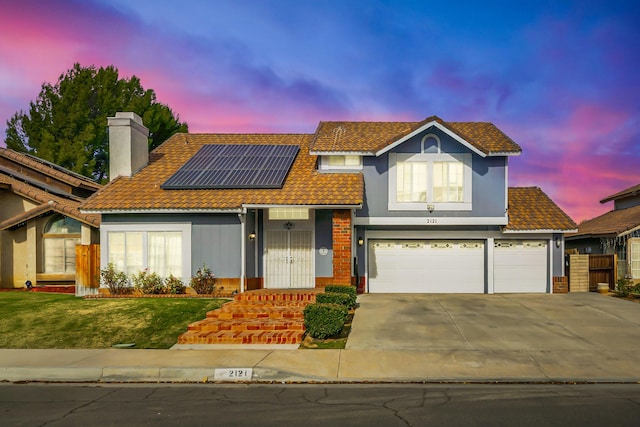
left=0, top=292, right=226, bottom=349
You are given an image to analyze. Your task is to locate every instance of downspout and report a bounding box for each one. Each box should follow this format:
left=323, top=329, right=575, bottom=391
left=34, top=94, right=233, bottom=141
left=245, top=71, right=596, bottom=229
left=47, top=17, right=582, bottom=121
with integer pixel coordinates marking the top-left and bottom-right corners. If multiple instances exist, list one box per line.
left=239, top=210, right=246, bottom=293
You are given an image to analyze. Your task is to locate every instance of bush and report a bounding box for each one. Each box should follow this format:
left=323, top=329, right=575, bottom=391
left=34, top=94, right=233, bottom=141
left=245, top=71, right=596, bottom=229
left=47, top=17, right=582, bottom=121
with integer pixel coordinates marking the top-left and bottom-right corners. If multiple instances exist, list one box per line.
left=132, top=269, right=164, bottom=294
left=100, top=263, right=131, bottom=295
left=616, top=277, right=634, bottom=297
left=303, top=303, right=348, bottom=339
left=323, top=285, right=357, bottom=309
left=190, top=264, right=216, bottom=294
left=164, top=275, right=186, bottom=294
left=316, top=292, right=351, bottom=307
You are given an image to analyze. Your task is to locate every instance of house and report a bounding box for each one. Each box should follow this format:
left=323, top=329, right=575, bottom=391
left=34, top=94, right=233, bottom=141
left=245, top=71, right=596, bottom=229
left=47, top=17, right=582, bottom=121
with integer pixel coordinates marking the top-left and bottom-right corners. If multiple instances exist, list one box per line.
left=0, top=147, right=101, bottom=290
left=566, top=183, right=640, bottom=283
left=80, top=112, right=576, bottom=294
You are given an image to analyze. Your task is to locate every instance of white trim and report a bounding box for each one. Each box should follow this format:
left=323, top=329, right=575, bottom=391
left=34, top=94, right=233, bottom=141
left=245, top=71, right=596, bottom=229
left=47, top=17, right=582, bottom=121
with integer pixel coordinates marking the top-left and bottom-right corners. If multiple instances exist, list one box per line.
left=242, top=204, right=362, bottom=209
left=486, top=237, right=494, bottom=294
left=310, top=151, right=373, bottom=156
left=376, top=120, right=487, bottom=158
left=354, top=216, right=508, bottom=226
left=388, top=152, right=473, bottom=212
left=99, top=222, right=192, bottom=284
left=239, top=213, right=246, bottom=294
left=82, top=208, right=241, bottom=214
left=549, top=238, right=554, bottom=293
left=421, top=133, right=441, bottom=153
left=503, top=228, right=578, bottom=234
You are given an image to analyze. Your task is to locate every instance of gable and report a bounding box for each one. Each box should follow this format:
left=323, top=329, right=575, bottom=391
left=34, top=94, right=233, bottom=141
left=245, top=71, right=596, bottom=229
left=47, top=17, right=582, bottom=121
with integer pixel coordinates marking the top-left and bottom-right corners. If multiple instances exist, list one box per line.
left=309, top=116, right=522, bottom=157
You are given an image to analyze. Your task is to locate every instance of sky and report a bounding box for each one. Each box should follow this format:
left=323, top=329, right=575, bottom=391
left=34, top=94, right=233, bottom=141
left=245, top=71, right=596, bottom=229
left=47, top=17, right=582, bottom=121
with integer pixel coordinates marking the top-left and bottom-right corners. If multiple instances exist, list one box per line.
left=0, top=0, right=638, bottom=222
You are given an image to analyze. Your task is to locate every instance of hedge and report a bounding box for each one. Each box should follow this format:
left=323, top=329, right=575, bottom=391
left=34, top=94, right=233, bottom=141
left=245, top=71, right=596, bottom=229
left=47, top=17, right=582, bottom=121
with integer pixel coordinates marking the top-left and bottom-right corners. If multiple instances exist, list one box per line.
left=303, top=303, right=348, bottom=339
left=323, top=285, right=357, bottom=309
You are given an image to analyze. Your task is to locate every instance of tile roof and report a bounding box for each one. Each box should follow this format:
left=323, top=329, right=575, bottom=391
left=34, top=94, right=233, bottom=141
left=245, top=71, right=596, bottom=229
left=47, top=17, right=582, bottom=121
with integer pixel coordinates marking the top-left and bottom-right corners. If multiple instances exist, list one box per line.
left=0, top=147, right=101, bottom=191
left=81, top=133, right=364, bottom=212
left=566, top=204, right=640, bottom=239
left=505, top=187, right=577, bottom=232
left=599, top=182, right=640, bottom=204
left=309, top=116, right=522, bottom=155
left=0, top=174, right=100, bottom=228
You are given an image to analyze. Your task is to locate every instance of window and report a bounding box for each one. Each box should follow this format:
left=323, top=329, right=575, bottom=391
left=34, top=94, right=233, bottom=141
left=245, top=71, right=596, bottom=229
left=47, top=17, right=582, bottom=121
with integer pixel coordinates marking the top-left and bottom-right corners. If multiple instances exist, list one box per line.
left=396, top=161, right=428, bottom=202
left=102, top=223, right=190, bottom=280
left=43, top=215, right=81, bottom=274
left=433, top=161, right=464, bottom=202
left=389, top=153, right=472, bottom=211
left=268, top=208, right=310, bottom=220
left=328, top=155, right=361, bottom=167
left=629, top=238, right=640, bottom=279
left=319, top=155, right=362, bottom=170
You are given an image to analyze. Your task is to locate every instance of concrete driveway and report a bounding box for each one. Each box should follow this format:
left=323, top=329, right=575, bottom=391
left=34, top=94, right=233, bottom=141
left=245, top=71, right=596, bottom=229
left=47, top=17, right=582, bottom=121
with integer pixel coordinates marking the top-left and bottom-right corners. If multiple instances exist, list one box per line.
left=347, top=293, right=640, bottom=352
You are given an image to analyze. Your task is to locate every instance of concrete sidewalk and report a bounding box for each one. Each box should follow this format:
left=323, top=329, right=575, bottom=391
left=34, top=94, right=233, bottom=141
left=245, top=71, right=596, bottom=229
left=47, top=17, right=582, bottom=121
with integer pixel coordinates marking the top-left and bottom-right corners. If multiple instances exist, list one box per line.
left=1, top=346, right=639, bottom=383
left=1, top=293, right=640, bottom=384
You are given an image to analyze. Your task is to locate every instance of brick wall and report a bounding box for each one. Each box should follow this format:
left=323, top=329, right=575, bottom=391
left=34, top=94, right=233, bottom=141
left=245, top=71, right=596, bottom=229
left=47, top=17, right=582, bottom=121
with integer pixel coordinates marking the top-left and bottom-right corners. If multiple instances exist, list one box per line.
left=332, top=209, right=352, bottom=286
left=553, top=276, right=568, bottom=293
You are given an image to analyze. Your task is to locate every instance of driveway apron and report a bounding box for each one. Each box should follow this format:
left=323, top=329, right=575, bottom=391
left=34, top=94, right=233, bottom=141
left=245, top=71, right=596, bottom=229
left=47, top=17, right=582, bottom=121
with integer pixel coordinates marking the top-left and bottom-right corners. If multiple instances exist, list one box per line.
left=346, top=293, right=640, bottom=352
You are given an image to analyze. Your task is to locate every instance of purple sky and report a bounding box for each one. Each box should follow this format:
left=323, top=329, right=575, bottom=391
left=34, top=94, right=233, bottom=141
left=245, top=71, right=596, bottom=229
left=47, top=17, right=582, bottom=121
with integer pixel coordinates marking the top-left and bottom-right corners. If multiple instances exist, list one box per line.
left=1, top=0, right=638, bottom=222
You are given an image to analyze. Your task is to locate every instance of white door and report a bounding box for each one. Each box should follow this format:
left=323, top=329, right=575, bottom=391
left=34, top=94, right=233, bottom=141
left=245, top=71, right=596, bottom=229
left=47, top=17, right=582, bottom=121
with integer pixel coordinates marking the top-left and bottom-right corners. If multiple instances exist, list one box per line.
left=368, top=240, right=485, bottom=293
left=494, top=240, right=548, bottom=293
left=265, top=230, right=313, bottom=288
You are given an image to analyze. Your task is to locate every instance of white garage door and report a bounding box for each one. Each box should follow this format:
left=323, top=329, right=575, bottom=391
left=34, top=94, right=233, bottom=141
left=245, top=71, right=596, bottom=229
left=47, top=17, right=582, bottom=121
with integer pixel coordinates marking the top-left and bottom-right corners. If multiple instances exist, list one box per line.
left=368, top=240, right=485, bottom=293
left=494, top=240, right=548, bottom=293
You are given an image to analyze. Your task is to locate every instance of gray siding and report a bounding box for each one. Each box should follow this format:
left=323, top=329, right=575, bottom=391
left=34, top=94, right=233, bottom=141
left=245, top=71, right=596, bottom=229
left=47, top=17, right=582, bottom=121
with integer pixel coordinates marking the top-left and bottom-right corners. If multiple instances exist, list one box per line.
left=357, top=128, right=507, bottom=219
left=191, top=215, right=241, bottom=278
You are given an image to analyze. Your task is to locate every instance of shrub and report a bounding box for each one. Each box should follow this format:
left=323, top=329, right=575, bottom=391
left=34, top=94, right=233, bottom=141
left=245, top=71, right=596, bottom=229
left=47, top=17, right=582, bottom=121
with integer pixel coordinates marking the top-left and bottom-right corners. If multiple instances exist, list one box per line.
left=132, top=269, right=164, bottom=294
left=165, top=275, right=186, bottom=294
left=303, top=303, right=348, bottom=339
left=316, top=292, right=351, bottom=307
left=616, top=277, right=634, bottom=297
left=190, top=264, right=216, bottom=294
left=323, top=285, right=357, bottom=309
left=100, top=263, right=131, bottom=295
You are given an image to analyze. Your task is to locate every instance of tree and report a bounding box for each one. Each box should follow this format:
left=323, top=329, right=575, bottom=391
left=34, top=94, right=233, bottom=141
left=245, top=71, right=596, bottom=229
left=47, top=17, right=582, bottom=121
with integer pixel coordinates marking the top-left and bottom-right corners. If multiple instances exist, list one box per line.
left=4, top=64, right=188, bottom=181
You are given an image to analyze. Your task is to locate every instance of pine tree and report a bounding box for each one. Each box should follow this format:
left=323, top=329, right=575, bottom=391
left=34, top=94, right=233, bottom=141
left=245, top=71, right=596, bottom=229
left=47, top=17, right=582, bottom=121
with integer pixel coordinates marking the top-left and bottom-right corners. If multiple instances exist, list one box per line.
left=4, top=64, right=188, bottom=181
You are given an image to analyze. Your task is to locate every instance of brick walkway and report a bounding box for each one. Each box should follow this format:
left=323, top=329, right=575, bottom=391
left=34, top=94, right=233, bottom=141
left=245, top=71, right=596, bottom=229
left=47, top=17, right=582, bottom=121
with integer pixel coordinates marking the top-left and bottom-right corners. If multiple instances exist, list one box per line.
left=177, top=289, right=322, bottom=345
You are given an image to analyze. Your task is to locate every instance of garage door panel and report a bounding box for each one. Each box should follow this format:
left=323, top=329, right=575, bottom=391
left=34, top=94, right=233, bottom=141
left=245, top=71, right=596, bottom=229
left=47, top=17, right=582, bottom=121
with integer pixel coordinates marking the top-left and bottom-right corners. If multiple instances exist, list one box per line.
left=368, top=240, right=484, bottom=293
left=494, top=240, right=547, bottom=293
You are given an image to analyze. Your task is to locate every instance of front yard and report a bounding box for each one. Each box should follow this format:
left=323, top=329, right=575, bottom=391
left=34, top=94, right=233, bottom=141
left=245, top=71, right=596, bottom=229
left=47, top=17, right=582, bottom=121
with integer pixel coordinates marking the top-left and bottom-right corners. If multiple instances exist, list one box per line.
left=0, top=292, right=227, bottom=349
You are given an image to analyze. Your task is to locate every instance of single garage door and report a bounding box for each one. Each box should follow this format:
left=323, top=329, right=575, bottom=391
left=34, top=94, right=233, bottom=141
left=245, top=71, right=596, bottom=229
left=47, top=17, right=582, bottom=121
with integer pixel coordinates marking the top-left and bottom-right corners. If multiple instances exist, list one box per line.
left=368, top=240, right=485, bottom=293
left=494, top=240, right=548, bottom=293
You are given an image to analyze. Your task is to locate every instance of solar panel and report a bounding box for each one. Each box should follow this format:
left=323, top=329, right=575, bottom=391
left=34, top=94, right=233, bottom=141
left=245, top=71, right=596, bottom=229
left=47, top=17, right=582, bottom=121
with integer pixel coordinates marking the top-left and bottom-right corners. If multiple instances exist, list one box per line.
left=161, top=144, right=300, bottom=189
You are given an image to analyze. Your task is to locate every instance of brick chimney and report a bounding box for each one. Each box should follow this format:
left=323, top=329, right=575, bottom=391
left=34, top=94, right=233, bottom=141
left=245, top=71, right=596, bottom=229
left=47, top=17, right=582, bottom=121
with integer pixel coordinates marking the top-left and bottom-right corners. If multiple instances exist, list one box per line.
left=108, top=112, right=149, bottom=181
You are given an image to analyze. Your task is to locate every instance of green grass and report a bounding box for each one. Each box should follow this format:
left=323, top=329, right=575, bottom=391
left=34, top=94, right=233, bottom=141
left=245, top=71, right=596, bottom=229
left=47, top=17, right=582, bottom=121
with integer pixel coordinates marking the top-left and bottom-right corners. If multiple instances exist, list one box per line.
left=0, top=292, right=227, bottom=349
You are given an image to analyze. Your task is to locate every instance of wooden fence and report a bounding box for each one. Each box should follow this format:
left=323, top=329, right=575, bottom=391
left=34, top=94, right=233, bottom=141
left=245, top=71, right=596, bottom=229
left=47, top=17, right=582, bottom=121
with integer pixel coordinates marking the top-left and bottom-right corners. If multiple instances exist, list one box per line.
left=589, top=254, right=617, bottom=291
left=75, top=244, right=100, bottom=295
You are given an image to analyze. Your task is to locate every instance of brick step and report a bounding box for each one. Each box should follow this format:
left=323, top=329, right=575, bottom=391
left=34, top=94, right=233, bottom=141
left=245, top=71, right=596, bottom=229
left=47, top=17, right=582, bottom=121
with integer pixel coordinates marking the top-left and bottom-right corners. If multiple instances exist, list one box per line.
left=177, top=329, right=305, bottom=345
left=234, top=289, right=321, bottom=303
left=188, top=317, right=305, bottom=333
left=220, top=300, right=310, bottom=310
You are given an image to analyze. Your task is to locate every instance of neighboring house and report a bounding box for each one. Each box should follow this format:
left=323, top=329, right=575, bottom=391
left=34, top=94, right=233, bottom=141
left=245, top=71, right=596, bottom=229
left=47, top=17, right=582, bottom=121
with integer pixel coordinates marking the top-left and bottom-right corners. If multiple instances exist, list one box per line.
left=566, top=183, right=640, bottom=283
left=0, top=148, right=101, bottom=289
left=81, top=112, right=576, bottom=294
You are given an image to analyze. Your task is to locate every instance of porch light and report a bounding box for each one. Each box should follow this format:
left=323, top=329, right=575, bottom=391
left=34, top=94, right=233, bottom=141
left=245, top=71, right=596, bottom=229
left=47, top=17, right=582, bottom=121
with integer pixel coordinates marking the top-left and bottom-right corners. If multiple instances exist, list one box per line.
left=358, top=237, right=364, bottom=246
left=248, top=233, right=256, bottom=241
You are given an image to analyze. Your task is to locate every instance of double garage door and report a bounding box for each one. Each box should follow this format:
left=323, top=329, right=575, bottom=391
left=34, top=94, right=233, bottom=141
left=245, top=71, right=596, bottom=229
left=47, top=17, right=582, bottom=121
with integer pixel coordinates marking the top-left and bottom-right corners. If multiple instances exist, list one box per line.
left=368, top=239, right=548, bottom=293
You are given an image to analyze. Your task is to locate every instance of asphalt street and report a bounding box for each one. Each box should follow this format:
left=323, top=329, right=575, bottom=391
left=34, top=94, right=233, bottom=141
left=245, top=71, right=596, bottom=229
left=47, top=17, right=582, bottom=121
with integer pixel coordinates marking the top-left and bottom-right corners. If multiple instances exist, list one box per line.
left=1, top=383, right=640, bottom=426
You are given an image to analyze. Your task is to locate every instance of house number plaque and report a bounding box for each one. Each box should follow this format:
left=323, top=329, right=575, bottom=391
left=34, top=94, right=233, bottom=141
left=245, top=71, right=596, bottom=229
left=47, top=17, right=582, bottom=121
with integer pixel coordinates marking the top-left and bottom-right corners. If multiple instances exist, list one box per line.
left=214, top=368, right=253, bottom=380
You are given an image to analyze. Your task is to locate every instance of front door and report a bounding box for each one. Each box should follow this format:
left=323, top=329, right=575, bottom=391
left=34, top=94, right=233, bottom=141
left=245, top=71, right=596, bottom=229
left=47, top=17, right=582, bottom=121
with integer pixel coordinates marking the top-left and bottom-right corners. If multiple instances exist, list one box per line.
left=265, top=229, right=313, bottom=288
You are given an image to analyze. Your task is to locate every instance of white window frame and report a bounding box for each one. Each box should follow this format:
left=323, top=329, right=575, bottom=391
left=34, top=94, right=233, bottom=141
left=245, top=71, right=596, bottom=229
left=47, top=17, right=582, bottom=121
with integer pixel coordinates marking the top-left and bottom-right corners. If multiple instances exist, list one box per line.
left=318, top=155, right=363, bottom=171
left=100, top=223, right=191, bottom=283
left=388, top=152, right=472, bottom=211
left=629, top=238, right=640, bottom=279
